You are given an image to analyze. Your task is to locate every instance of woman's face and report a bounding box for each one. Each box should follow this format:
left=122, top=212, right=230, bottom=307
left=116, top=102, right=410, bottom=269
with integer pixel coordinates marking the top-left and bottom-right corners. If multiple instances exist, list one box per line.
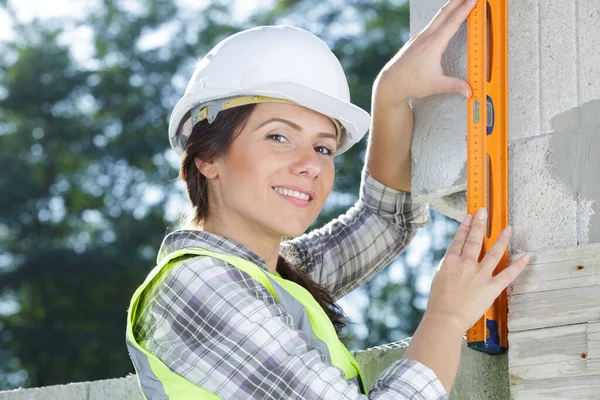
left=209, top=102, right=338, bottom=239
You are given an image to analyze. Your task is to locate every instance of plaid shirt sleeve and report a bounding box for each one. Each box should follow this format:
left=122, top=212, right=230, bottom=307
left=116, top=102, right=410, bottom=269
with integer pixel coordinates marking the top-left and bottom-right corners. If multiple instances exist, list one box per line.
left=281, top=167, right=431, bottom=299
left=136, top=255, right=448, bottom=399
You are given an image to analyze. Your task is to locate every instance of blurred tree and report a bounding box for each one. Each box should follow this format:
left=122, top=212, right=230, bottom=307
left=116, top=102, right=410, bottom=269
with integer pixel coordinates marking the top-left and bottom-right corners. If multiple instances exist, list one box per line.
left=0, top=0, right=202, bottom=388
left=0, top=0, right=456, bottom=389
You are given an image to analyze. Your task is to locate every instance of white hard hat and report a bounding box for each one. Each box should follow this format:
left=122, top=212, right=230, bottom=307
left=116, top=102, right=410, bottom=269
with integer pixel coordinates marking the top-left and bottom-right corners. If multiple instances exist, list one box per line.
left=168, top=25, right=371, bottom=156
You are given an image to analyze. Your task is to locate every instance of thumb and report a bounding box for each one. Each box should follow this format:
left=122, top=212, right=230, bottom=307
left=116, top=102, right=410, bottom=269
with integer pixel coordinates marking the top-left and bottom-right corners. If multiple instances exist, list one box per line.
left=436, top=76, right=472, bottom=98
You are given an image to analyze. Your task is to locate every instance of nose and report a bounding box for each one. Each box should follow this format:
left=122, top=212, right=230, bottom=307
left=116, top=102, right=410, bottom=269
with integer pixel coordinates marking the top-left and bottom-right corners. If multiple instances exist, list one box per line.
left=289, top=146, right=322, bottom=180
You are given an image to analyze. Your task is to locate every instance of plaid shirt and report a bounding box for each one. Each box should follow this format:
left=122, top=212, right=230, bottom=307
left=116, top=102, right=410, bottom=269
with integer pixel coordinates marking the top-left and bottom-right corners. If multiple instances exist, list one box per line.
left=133, top=168, right=448, bottom=399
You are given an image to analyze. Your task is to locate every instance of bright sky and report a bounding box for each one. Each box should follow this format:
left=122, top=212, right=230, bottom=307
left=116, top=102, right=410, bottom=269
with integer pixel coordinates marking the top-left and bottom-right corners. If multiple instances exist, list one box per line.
left=0, top=0, right=95, bottom=41
left=0, top=0, right=266, bottom=36
left=0, top=0, right=272, bottom=65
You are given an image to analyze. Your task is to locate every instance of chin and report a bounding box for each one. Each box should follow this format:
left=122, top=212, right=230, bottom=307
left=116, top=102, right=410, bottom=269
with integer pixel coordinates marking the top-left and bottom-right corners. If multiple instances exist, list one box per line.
left=275, top=220, right=311, bottom=239
left=280, top=226, right=308, bottom=239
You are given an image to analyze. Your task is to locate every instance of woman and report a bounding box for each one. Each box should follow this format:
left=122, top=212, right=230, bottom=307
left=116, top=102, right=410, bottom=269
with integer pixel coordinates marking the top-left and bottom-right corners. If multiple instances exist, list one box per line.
left=126, top=0, right=530, bottom=398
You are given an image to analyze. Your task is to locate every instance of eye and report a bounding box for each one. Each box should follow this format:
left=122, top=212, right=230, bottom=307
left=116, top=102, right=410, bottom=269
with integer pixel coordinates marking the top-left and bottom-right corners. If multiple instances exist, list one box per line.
left=266, top=133, right=288, bottom=143
left=315, top=145, right=335, bottom=156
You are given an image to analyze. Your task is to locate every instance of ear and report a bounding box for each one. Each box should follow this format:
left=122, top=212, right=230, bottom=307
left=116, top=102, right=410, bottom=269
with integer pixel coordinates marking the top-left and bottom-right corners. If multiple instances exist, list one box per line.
left=195, top=157, right=219, bottom=180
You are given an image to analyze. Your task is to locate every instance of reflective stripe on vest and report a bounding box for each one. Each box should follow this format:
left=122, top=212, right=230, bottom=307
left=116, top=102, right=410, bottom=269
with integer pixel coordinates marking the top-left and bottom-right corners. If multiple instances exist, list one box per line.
left=126, top=247, right=369, bottom=399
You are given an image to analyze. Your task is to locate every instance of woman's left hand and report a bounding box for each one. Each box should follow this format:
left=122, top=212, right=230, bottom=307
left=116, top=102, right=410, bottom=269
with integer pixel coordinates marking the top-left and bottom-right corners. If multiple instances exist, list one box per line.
left=375, top=0, right=477, bottom=108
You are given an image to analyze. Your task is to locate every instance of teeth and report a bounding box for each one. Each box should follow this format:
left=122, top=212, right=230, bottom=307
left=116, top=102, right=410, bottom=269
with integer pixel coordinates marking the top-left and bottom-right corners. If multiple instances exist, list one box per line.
left=274, top=187, right=310, bottom=201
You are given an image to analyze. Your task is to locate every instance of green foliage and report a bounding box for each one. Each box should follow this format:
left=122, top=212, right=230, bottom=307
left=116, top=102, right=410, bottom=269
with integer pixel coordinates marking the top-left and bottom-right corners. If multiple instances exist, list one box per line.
left=0, top=0, right=456, bottom=389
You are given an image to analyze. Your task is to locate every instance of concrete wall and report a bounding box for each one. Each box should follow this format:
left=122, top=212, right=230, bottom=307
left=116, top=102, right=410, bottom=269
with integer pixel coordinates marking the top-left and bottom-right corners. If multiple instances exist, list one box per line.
left=409, top=0, right=600, bottom=254
left=0, top=376, right=144, bottom=400
left=410, top=0, right=600, bottom=398
left=0, top=340, right=508, bottom=400
left=354, top=339, right=509, bottom=399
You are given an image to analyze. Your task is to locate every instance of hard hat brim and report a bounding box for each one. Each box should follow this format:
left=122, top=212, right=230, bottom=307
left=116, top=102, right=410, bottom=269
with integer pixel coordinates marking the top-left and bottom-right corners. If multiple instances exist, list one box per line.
left=169, top=82, right=371, bottom=156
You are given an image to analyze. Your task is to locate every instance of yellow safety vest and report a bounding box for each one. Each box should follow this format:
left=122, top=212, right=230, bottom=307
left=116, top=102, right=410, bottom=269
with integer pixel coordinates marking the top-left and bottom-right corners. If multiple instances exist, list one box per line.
left=126, top=247, right=369, bottom=399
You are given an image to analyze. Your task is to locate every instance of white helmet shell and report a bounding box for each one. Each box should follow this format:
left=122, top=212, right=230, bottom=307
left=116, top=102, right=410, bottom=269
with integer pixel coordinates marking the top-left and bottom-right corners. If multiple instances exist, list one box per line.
left=168, top=25, right=371, bottom=156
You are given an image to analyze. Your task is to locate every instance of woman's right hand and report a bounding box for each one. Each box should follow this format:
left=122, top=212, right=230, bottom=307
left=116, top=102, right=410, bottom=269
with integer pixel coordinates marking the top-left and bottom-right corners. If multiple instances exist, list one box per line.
left=424, top=208, right=531, bottom=333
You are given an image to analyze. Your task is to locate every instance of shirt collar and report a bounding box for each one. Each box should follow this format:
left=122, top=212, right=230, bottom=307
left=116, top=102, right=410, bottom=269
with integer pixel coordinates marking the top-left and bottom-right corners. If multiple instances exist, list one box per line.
left=156, top=229, right=269, bottom=272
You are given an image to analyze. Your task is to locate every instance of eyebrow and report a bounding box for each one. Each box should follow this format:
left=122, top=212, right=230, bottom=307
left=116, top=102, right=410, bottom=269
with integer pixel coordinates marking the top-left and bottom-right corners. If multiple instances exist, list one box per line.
left=255, top=117, right=338, bottom=141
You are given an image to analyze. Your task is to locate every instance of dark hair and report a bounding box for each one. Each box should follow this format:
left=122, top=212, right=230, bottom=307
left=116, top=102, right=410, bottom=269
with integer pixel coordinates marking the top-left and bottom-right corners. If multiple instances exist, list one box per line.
left=179, top=104, right=349, bottom=335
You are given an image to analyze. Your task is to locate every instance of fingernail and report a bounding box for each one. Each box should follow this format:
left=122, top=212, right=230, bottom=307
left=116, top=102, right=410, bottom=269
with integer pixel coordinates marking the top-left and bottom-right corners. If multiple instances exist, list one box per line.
left=522, top=254, right=531, bottom=263
left=502, top=226, right=512, bottom=236
left=476, top=208, right=487, bottom=220
left=463, top=214, right=473, bottom=226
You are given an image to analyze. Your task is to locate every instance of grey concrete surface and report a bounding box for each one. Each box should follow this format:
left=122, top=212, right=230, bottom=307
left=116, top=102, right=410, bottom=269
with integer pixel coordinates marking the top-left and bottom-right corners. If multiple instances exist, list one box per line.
left=354, top=340, right=509, bottom=400
left=409, top=0, right=468, bottom=203
left=0, top=376, right=143, bottom=400
left=0, top=341, right=508, bottom=399
left=409, top=0, right=600, bottom=232
left=509, top=100, right=600, bottom=253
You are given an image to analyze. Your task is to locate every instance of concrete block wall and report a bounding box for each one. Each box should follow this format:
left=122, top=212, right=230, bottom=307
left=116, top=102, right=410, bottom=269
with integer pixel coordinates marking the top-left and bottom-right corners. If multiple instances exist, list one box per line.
left=410, top=0, right=600, bottom=253
left=409, top=0, right=469, bottom=211
left=355, top=340, right=509, bottom=399
left=0, top=341, right=507, bottom=400
left=410, top=0, right=600, bottom=398
left=0, top=376, right=144, bottom=400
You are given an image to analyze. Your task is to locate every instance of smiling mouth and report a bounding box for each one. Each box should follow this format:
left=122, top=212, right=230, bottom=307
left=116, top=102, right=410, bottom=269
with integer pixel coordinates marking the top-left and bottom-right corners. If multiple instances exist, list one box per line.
left=272, top=187, right=312, bottom=201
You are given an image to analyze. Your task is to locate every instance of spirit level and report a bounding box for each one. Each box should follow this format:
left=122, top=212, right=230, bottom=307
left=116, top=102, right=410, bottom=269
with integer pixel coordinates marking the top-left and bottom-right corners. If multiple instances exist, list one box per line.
left=465, top=0, right=509, bottom=355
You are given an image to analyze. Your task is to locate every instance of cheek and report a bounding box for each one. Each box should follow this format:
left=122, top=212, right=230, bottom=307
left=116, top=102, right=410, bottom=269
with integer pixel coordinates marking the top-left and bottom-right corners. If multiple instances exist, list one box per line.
left=222, top=145, right=273, bottom=193
left=323, top=163, right=335, bottom=191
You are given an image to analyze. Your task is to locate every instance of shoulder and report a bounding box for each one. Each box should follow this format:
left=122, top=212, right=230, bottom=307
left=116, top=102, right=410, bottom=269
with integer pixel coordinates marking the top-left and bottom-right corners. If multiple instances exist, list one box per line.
left=159, top=254, right=279, bottom=309
left=164, top=254, right=230, bottom=285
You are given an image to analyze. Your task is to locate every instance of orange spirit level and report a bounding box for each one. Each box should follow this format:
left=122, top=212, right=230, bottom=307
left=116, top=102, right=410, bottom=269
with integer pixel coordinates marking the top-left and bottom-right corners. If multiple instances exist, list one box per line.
left=465, top=0, right=509, bottom=355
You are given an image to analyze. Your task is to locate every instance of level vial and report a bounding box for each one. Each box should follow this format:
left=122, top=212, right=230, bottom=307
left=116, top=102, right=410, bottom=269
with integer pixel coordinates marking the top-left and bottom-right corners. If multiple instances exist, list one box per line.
left=473, top=99, right=480, bottom=124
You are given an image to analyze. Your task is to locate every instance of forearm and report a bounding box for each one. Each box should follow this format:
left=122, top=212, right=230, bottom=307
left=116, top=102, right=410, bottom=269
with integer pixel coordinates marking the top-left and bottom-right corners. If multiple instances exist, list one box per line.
left=403, top=315, right=464, bottom=394
left=365, top=76, right=414, bottom=193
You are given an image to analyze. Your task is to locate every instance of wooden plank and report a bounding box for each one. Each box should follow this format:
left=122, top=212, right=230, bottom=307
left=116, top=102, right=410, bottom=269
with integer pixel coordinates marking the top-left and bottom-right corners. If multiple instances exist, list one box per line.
left=508, top=324, right=595, bottom=380
left=507, top=243, right=600, bottom=332
left=508, top=284, right=600, bottom=332
left=512, top=243, right=600, bottom=265
left=508, top=323, right=600, bottom=380
left=511, top=375, right=600, bottom=399
left=510, top=359, right=597, bottom=381
left=509, top=324, right=588, bottom=369
left=510, top=244, right=600, bottom=295
left=505, top=242, right=600, bottom=397
left=512, top=272, right=600, bottom=294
